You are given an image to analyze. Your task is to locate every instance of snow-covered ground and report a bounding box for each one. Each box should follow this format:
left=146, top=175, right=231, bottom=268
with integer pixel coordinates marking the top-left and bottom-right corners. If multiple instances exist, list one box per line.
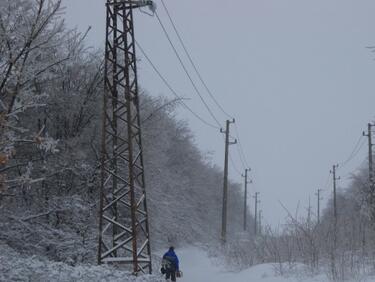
left=177, top=247, right=375, bottom=282
left=2, top=244, right=375, bottom=282
left=0, top=244, right=163, bottom=282
left=177, top=247, right=322, bottom=282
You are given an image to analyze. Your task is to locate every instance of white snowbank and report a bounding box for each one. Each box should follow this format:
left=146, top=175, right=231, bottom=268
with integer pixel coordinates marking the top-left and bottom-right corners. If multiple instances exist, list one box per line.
left=2, top=244, right=375, bottom=282
left=177, top=247, right=375, bottom=282
left=0, top=244, right=163, bottom=282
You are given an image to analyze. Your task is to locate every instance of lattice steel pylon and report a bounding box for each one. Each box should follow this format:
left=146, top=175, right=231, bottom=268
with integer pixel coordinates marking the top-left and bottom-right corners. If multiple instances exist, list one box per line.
left=98, top=0, right=153, bottom=274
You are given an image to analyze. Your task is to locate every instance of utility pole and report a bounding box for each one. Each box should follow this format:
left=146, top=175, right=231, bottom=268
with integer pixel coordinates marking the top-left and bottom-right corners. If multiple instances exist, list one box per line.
left=363, top=123, right=374, bottom=189
left=220, top=119, right=237, bottom=243
left=330, top=165, right=340, bottom=225
left=330, top=164, right=340, bottom=279
left=98, top=0, right=154, bottom=274
left=307, top=196, right=311, bottom=226
left=242, top=168, right=251, bottom=231
left=330, top=164, right=340, bottom=257
left=254, top=192, right=260, bottom=236
left=258, top=210, right=262, bottom=236
left=316, top=188, right=322, bottom=224
left=363, top=123, right=375, bottom=220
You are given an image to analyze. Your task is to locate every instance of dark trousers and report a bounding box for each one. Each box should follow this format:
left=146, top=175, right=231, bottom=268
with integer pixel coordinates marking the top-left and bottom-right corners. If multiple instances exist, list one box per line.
left=165, top=269, right=176, bottom=281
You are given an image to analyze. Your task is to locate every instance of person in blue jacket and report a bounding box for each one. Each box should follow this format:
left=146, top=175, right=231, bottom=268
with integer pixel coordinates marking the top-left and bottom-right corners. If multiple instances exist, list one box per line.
left=162, top=246, right=180, bottom=281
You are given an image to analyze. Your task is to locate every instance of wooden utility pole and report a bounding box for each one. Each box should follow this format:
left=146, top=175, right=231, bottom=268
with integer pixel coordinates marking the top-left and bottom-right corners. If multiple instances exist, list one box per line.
left=254, top=192, right=260, bottom=236
left=316, top=188, right=322, bottom=224
left=242, top=168, right=251, bottom=231
left=220, top=119, right=236, bottom=243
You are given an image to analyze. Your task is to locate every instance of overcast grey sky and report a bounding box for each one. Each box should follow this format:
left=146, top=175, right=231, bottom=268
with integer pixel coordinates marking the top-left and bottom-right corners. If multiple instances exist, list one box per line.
left=63, top=0, right=375, bottom=227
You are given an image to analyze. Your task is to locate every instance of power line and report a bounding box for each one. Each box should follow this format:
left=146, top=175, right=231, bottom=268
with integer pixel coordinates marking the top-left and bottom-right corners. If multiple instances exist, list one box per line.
left=235, top=141, right=247, bottom=170
left=144, top=8, right=249, bottom=177
left=227, top=132, right=249, bottom=171
left=323, top=171, right=331, bottom=190
left=159, top=0, right=233, bottom=120
left=135, top=40, right=220, bottom=130
left=346, top=139, right=366, bottom=165
left=234, top=122, right=250, bottom=168
left=227, top=135, right=247, bottom=171
left=154, top=11, right=222, bottom=129
left=321, top=133, right=366, bottom=191
left=339, top=134, right=366, bottom=168
left=220, top=131, right=242, bottom=176
left=229, top=152, right=242, bottom=176
left=137, top=40, right=245, bottom=177
left=232, top=134, right=247, bottom=171
left=153, top=7, right=251, bottom=177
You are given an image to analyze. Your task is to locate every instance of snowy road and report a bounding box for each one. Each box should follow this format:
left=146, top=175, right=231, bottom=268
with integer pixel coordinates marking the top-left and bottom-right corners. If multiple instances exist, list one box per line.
left=157, top=247, right=375, bottom=282
left=172, top=248, right=326, bottom=282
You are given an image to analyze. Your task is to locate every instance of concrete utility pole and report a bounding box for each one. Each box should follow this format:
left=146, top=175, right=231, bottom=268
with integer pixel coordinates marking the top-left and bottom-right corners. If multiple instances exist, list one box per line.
left=258, top=210, right=262, bottom=236
left=316, top=188, right=322, bottom=224
left=98, top=0, right=154, bottom=274
left=363, top=123, right=374, bottom=189
left=307, top=196, right=311, bottom=226
left=242, top=168, right=251, bottom=231
left=254, top=192, right=260, bottom=236
left=329, top=164, right=340, bottom=279
left=220, top=119, right=237, bottom=243
left=363, top=123, right=375, bottom=220
left=330, top=165, right=340, bottom=224
left=330, top=164, right=340, bottom=252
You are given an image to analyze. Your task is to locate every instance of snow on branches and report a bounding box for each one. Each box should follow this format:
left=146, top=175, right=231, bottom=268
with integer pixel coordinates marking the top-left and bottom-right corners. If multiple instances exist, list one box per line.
left=0, top=0, right=84, bottom=190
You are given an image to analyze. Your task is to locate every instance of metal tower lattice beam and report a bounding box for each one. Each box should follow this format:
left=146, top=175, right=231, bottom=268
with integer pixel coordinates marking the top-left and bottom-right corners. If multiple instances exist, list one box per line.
left=98, top=0, right=152, bottom=274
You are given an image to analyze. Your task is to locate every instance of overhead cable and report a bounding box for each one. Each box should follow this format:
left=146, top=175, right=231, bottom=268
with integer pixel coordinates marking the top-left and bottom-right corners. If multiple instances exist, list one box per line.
left=229, top=152, right=242, bottom=176
left=160, top=0, right=234, bottom=120
left=154, top=11, right=222, bottom=129
left=135, top=40, right=220, bottom=130
left=234, top=122, right=250, bottom=168
left=339, top=134, right=366, bottom=168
